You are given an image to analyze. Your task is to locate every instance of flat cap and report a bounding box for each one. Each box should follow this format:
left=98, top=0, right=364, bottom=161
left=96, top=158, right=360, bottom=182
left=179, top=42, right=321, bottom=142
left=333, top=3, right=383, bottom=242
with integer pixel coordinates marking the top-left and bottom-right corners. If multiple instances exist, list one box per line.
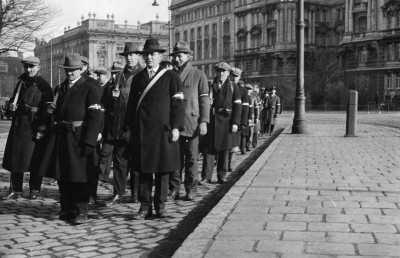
left=94, top=68, right=107, bottom=75
left=245, top=84, right=253, bottom=90
left=230, top=67, right=242, bottom=77
left=21, top=56, right=40, bottom=66
left=214, top=62, right=230, bottom=71
left=81, top=56, right=89, bottom=65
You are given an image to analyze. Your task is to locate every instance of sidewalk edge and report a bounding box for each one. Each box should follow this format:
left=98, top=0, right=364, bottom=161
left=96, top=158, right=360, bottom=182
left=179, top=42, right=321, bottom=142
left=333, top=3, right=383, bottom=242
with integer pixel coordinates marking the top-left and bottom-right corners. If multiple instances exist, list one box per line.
left=172, top=127, right=290, bottom=258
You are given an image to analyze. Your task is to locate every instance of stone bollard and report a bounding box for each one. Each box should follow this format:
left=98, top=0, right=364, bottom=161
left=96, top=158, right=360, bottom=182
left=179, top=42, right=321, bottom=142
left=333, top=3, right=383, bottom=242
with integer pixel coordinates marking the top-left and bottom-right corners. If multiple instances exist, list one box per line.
left=345, top=90, right=358, bottom=137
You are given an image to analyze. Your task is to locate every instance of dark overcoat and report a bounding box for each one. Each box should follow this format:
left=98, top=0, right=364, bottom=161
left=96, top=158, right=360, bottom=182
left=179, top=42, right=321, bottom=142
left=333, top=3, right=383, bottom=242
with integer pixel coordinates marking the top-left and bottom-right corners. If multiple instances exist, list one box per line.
left=2, top=74, right=53, bottom=173
left=237, top=85, right=249, bottom=140
left=102, top=67, right=141, bottom=140
left=205, top=79, right=241, bottom=152
left=262, top=94, right=281, bottom=125
left=37, top=77, right=103, bottom=183
left=177, top=62, right=210, bottom=137
left=124, top=67, right=185, bottom=174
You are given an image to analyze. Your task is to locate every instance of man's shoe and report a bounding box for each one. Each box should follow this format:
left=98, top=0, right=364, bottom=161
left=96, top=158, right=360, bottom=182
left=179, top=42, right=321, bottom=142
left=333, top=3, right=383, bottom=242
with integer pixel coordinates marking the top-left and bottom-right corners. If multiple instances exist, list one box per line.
left=132, top=210, right=151, bottom=220
left=73, top=214, right=88, bottom=224
left=217, top=178, right=227, bottom=184
left=166, top=190, right=179, bottom=202
left=49, top=211, right=76, bottom=221
left=1, top=192, right=22, bottom=200
left=156, top=209, right=167, bottom=218
left=198, top=179, right=211, bottom=185
left=29, top=190, right=40, bottom=199
left=106, top=195, right=123, bottom=206
left=185, top=192, right=196, bottom=201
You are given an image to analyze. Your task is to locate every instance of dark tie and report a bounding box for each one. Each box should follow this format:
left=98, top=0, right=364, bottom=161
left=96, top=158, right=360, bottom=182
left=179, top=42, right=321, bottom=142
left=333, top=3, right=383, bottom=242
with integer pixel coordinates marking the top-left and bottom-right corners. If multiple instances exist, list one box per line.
left=149, top=70, right=154, bottom=79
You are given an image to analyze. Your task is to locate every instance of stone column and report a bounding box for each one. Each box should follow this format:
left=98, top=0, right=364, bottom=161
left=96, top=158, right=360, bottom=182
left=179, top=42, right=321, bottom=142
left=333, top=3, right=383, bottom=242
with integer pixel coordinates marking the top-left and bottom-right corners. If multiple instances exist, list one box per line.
left=312, top=11, right=316, bottom=44
left=288, top=9, right=292, bottom=43
left=367, top=0, right=371, bottom=30
left=349, top=0, right=353, bottom=33
left=345, top=0, right=349, bottom=32
left=293, top=9, right=297, bottom=43
left=276, top=10, right=281, bottom=43
left=308, top=10, right=312, bottom=43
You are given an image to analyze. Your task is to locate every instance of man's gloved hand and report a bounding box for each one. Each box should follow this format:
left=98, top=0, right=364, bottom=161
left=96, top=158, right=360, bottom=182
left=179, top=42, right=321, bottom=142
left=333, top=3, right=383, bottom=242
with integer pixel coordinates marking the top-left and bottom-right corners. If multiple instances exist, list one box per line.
left=80, top=144, right=94, bottom=157
left=231, top=124, right=238, bottom=133
left=34, top=131, right=45, bottom=141
left=9, top=103, right=18, bottom=112
left=97, top=133, right=102, bottom=142
left=47, top=103, right=56, bottom=114
left=199, top=122, right=207, bottom=136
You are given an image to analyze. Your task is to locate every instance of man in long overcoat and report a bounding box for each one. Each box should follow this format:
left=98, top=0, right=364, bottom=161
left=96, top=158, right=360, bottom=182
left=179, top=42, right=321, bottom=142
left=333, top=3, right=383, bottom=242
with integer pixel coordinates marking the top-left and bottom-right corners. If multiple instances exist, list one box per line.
left=167, top=42, right=210, bottom=201
left=101, top=42, right=142, bottom=206
left=1, top=56, right=53, bottom=200
left=124, top=38, right=185, bottom=219
left=39, top=53, right=103, bottom=224
left=263, top=86, right=281, bottom=136
left=200, top=62, right=242, bottom=184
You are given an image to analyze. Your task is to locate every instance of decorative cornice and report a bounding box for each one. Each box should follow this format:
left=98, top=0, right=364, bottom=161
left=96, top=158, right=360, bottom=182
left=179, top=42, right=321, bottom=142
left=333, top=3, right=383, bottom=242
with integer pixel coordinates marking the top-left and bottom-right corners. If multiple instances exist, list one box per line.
left=382, top=0, right=400, bottom=17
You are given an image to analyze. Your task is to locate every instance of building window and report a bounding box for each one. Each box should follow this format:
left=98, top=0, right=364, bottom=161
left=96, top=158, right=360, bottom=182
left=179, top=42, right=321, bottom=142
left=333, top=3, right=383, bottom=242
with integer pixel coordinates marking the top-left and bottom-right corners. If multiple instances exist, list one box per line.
left=205, top=65, right=210, bottom=78
left=212, top=23, right=218, bottom=37
left=386, top=74, right=393, bottom=89
left=99, top=42, right=106, bottom=50
left=223, top=20, right=230, bottom=36
left=204, top=39, right=209, bottom=59
left=175, top=31, right=180, bottom=42
left=99, top=56, right=105, bottom=67
left=387, top=43, right=395, bottom=61
left=0, top=62, right=8, bottom=72
left=212, top=38, right=217, bottom=58
left=396, top=74, right=400, bottom=89
left=116, top=43, right=124, bottom=52
left=205, top=25, right=209, bottom=39
left=359, top=47, right=368, bottom=64
left=358, top=16, right=367, bottom=33
left=223, top=39, right=230, bottom=57
left=197, top=42, right=202, bottom=60
left=198, top=27, right=202, bottom=40
left=184, top=31, right=188, bottom=42
left=190, top=28, right=195, bottom=41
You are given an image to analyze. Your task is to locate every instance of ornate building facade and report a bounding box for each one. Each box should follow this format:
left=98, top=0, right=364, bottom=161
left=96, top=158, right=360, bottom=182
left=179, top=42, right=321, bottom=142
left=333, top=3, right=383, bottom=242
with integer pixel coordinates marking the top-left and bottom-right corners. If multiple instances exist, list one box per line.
left=35, top=14, right=169, bottom=86
left=0, top=52, right=25, bottom=100
left=341, top=0, right=400, bottom=104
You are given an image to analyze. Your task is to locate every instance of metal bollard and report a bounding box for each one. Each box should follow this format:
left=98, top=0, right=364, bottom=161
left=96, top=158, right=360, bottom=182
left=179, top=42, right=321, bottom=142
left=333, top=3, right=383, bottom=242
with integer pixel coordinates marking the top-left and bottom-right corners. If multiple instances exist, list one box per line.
left=345, top=90, right=358, bottom=137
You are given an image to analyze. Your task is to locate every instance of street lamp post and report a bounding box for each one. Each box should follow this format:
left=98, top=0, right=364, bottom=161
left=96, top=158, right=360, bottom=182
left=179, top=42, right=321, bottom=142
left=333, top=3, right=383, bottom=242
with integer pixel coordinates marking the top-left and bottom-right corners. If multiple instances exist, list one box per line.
left=292, top=0, right=307, bottom=134
left=152, top=0, right=173, bottom=55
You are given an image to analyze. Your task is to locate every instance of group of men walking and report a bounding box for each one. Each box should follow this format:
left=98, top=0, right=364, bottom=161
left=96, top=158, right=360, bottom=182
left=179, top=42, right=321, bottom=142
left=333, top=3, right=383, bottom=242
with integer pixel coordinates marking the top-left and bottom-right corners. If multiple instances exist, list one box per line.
left=0, top=37, right=280, bottom=224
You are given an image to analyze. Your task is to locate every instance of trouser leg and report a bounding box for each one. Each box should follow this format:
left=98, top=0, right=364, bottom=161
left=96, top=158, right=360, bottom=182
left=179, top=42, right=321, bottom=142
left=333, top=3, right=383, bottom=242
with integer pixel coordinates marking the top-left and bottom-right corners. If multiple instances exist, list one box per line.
left=183, top=136, right=199, bottom=194
left=252, top=131, right=258, bottom=147
left=29, top=174, right=43, bottom=192
left=240, top=135, right=246, bottom=153
left=74, top=182, right=91, bottom=215
left=217, top=150, right=229, bottom=180
left=154, top=173, right=169, bottom=211
left=112, top=140, right=130, bottom=196
left=270, top=125, right=275, bottom=134
left=228, top=152, right=234, bottom=171
left=248, top=126, right=254, bottom=148
left=10, top=173, right=24, bottom=192
left=138, top=173, right=153, bottom=212
left=201, top=150, right=215, bottom=180
left=130, top=170, right=139, bottom=197
left=58, top=181, right=75, bottom=213
left=98, top=142, right=113, bottom=181
left=169, top=170, right=181, bottom=191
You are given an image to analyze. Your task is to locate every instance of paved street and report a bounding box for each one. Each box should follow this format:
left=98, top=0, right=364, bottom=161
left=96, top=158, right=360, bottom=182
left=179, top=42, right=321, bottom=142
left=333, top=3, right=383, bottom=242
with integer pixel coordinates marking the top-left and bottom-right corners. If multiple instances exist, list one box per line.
left=0, top=112, right=399, bottom=257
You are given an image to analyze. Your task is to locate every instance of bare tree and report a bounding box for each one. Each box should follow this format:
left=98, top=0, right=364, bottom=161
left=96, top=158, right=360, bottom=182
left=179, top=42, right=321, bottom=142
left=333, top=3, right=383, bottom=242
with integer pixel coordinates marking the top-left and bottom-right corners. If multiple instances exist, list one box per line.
left=305, top=47, right=341, bottom=105
left=0, top=0, right=58, bottom=54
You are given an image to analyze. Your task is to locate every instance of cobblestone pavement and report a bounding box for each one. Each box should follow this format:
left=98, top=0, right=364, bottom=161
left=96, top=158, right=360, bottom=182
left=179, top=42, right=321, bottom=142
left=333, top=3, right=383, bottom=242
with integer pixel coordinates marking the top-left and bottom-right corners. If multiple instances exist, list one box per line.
left=0, top=119, right=280, bottom=258
left=174, top=112, right=400, bottom=257
left=0, top=112, right=399, bottom=258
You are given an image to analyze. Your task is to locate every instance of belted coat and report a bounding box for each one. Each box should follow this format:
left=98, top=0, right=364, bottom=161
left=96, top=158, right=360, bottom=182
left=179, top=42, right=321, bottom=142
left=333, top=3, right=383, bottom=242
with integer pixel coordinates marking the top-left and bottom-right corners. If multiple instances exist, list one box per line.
left=262, top=94, right=281, bottom=125
left=124, top=67, right=185, bottom=174
left=2, top=74, right=53, bottom=174
left=205, top=79, right=242, bottom=152
left=176, top=62, right=210, bottom=137
left=37, top=76, right=103, bottom=183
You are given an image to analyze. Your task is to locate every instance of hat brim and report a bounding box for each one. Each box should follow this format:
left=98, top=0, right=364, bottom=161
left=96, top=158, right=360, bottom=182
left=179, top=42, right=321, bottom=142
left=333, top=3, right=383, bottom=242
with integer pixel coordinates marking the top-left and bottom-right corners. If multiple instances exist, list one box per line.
left=169, top=50, right=193, bottom=56
left=59, top=64, right=85, bottom=69
left=138, top=49, right=166, bottom=54
left=21, top=61, right=39, bottom=66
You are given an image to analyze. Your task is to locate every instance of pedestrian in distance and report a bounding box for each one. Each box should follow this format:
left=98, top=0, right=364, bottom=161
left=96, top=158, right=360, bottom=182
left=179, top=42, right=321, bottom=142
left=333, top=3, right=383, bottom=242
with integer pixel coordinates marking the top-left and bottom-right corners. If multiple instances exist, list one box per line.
left=263, top=86, right=281, bottom=136
left=124, top=38, right=185, bottom=219
left=200, top=62, right=242, bottom=185
left=251, top=86, right=261, bottom=147
left=167, top=42, right=210, bottom=201
left=102, top=42, right=143, bottom=206
left=1, top=56, right=53, bottom=200
left=39, top=53, right=103, bottom=224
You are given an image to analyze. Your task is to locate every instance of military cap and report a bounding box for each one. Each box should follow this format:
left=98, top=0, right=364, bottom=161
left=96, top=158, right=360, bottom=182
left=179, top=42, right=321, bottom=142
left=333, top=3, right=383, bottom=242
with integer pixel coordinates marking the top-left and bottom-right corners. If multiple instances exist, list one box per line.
left=94, top=68, right=107, bottom=75
left=214, top=62, right=230, bottom=71
left=169, top=42, right=193, bottom=56
left=245, top=84, right=253, bottom=90
left=230, top=67, right=242, bottom=77
left=21, top=56, right=40, bottom=66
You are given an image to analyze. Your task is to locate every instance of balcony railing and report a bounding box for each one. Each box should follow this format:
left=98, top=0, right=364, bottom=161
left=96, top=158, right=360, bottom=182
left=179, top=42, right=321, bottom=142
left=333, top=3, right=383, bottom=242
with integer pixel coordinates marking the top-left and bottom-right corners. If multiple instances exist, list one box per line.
left=383, top=28, right=400, bottom=36
left=353, top=3, right=367, bottom=13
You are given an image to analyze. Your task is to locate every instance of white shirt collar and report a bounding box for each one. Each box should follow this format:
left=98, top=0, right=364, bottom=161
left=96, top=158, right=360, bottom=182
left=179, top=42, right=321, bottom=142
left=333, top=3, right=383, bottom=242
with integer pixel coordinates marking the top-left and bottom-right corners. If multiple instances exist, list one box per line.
left=147, top=66, right=159, bottom=73
left=69, top=76, right=81, bottom=87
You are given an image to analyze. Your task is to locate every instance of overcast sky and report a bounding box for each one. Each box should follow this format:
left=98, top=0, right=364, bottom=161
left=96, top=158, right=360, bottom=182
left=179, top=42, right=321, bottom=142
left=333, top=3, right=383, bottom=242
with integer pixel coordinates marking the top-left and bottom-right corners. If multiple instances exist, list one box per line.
left=42, top=0, right=169, bottom=37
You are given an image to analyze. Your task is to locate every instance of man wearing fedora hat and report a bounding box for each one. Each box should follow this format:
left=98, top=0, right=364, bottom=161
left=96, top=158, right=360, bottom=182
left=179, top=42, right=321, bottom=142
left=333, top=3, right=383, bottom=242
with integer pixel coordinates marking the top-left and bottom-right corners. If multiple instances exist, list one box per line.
left=200, top=62, right=242, bottom=185
left=1, top=56, right=53, bottom=200
left=101, top=42, right=143, bottom=206
left=167, top=42, right=210, bottom=201
left=124, top=37, right=185, bottom=219
left=38, top=53, right=103, bottom=224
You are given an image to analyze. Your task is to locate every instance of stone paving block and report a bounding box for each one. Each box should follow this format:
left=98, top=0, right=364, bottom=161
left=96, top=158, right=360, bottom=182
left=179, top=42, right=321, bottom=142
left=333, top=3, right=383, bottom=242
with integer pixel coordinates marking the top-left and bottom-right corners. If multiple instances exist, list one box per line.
left=13, top=241, right=40, bottom=249
left=326, top=232, right=374, bottom=243
left=207, top=239, right=255, bottom=253
left=308, top=223, right=350, bottom=232
left=282, top=231, right=325, bottom=242
left=322, top=201, right=360, bottom=208
left=222, top=220, right=266, bottom=231
left=269, top=207, right=305, bottom=214
left=344, top=208, right=382, bottom=215
left=284, top=214, right=323, bottom=222
left=306, top=207, right=343, bottom=214
left=305, top=242, right=355, bottom=255
left=358, top=244, right=400, bottom=256
left=325, top=214, right=368, bottom=224
left=256, top=240, right=305, bottom=254
left=94, top=254, right=118, bottom=258
left=344, top=196, right=378, bottom=202
left=368, top=215, right=400, bottom=224
left=228, top=213, right=283, bottom=222
left=374, top=233, right=400, bottom=244
left=360, top=202, right=397, bottom=209
left=351, top=223, right=397, bottom=233
left=281, top=255, right=333, bottom=258
left=75, top=251, right=100, bottom=257
left=205, top=251, right=278, bottom=258
left=98, top=247, right=121, bottom=253
left=382, top=209, right=400, bottom=216
left=266, top=221, right=307, bottom=231
left=216, top=230, right=281, bottom=241
left=287, top=200, right=322, bottom=208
